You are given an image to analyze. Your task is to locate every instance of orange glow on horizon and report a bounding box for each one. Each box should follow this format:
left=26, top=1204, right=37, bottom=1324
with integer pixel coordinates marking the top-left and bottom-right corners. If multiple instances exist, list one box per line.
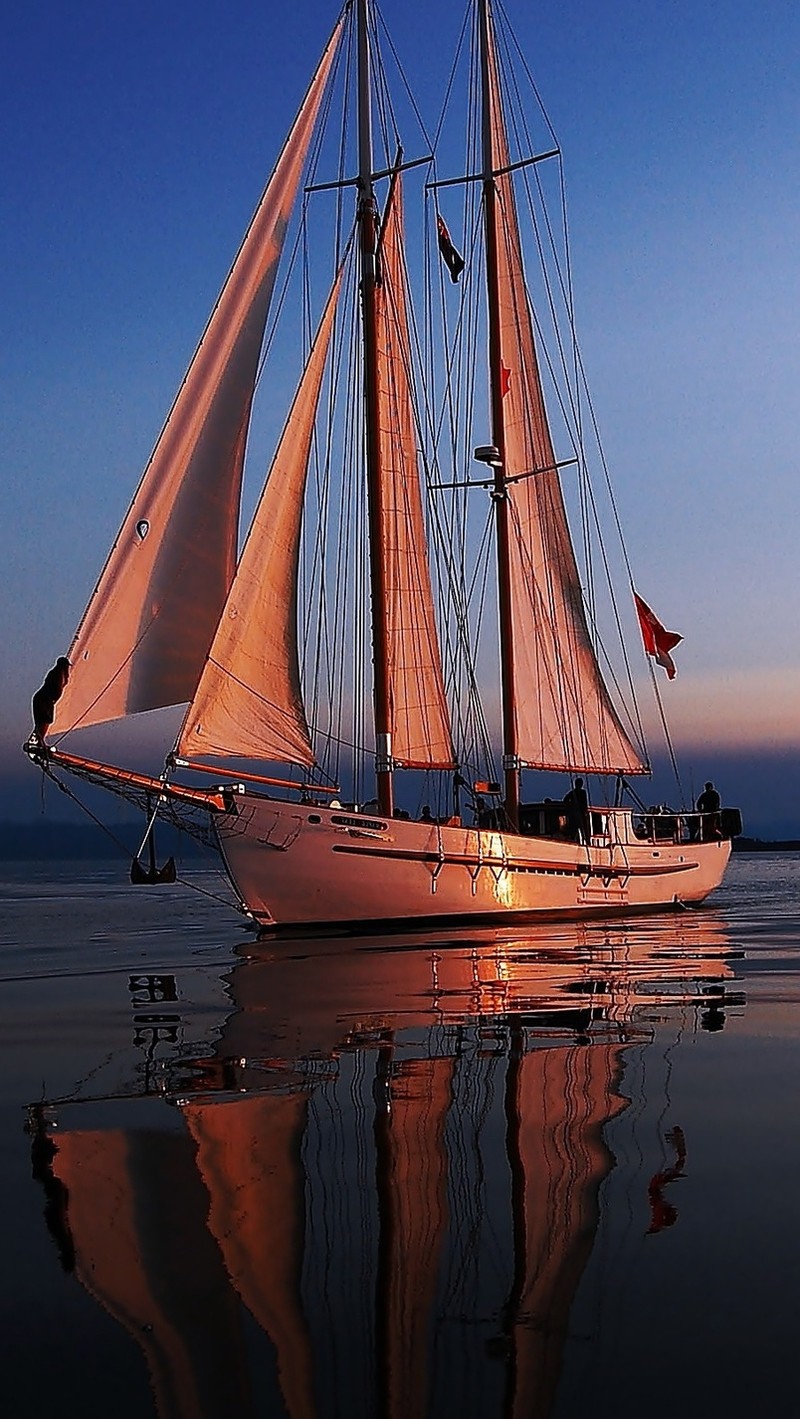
left=645, top=667, right=800, bottom=752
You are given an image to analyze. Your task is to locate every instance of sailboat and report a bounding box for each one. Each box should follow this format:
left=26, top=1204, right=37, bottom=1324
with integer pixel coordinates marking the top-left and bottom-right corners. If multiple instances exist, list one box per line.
left=24, top=0, right=741, bottom=931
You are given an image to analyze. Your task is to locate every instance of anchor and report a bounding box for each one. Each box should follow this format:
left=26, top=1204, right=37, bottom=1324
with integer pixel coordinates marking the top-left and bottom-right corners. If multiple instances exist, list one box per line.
left=131, top=795, right=176, bottom=885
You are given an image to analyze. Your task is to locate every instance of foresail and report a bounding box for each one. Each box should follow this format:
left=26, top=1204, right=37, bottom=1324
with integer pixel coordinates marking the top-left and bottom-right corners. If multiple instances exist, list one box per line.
left=55, top=22, right=342, bottom=736
left=376, top=179, right=455, bottom=769
left=177, top=268, right=344, bottom=768
left=485, top=22, right=645, bottom=775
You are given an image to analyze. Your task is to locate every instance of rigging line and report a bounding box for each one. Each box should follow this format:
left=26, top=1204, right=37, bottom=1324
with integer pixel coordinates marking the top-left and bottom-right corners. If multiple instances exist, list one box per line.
left=36, top=760, right=146, bottom=861
left=496, top=185, right=584, bottom=485
left=304, top=240, right=359, bottom=715
left=65, top=66, right=331, bottom=706
left=373, top=1, right=434, bottom=150
left=499, top=59, right=577, bottom=413
left=133, top=776, right=171, bottom=863
left=648, top=659, right=685, bottom=805
left=429, top=0, right=472, bottom=153
left=499, top=217, right=643, bottom=771
left=505, top=489, right=612, bottom=773
left=310, top=278, right=351, bottom=758
left=422, top=200, right=496, bottom=764
left=52, top=620, right=164, bottom=747
left=305, top=250, right=356, bottom=778
left=591, top=631, right=650, bottom=762
left=438, top=497, right=494, bottom=767
left=509, top=156, right=645, bottom=742
left=467, top=514, right=498, bottom=773
left=577, top=472, right=649, bottom=756
left=381, top=209, right=483, bottom=763
left=34, top=758, right=242, bottom=911
left=500, top=32, right=575, bottom=405
left=500, top=70, right=639, bottom=647
left=505, top=469, right=582, bottom=766
left=495, top=0, right=560, bottom=151
left=377, top=221, right=453, bottom=756
left=427, top=196, right=484, bottom=455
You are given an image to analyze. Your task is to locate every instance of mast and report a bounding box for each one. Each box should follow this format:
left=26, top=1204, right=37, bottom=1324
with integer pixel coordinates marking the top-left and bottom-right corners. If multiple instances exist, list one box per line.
left=479, top=0, right=520, bottom=831
left=357, top=0, right=394, bottom=817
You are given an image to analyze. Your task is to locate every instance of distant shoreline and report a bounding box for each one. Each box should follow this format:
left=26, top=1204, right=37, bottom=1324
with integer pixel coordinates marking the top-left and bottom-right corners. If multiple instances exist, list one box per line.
left=0, top=821, right=797, bottom=862
left=0, top=821, right=205, bottom=861
left=733, top=836, right=800, bottom=853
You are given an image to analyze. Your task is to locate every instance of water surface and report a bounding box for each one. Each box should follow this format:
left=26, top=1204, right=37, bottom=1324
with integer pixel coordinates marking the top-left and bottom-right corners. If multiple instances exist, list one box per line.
left=1, top=854, right=797, bottom=1418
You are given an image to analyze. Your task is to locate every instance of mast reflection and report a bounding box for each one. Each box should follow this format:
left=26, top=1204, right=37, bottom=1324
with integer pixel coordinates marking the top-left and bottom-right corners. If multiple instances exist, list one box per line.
left=31, top=915, right=743, bottom=1418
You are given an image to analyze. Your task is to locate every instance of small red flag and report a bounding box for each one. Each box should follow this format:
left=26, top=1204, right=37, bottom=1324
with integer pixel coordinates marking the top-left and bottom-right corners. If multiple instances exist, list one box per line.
left=634, top=593, right=682, bottom=679
left=436, top=214, right=464, bottom=283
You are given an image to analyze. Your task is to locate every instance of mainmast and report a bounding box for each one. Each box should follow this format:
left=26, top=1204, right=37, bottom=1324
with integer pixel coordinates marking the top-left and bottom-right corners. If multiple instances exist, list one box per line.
left=357, top=0, right=394, bottom=817
left=478, top=0, right=520, bottom=830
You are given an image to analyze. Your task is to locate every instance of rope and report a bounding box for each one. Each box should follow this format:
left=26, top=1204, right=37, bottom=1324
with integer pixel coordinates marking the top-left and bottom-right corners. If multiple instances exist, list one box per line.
left=34, top=761, right=248, bottom=915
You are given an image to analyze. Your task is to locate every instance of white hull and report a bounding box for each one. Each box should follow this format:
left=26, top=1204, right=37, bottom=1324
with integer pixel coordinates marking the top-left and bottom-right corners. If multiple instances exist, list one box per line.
left=216, top=797, right=731, bottom=931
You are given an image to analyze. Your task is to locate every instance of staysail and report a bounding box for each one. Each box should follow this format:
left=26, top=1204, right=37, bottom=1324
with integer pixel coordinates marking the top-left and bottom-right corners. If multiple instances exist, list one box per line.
left=484, top=11, right=645, bottom=775
left=54, top=21, right=342, bottom=737
left=177, top=268, right=344, bottom=768
left=375, top=179, right=455, bottom=769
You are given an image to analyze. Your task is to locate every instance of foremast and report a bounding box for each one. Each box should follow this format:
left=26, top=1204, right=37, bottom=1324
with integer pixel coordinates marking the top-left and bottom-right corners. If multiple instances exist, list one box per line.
left=357, top=0, right=394, bottom=817
left=478, top=0, right=520, bottom=831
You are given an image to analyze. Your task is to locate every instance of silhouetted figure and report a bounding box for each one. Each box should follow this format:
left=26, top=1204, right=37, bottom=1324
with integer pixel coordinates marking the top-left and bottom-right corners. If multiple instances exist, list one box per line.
left=696, top=780, right=721, bottom=840
left=28, top=1104, right=75, bottom=1272
left=31, top=657, right=70, bottom=745
left=420, top=805, right=433, bottom=823
left=564, top=777, right=590, bottom=843
left=647, top=1125, right=687, bottom=1235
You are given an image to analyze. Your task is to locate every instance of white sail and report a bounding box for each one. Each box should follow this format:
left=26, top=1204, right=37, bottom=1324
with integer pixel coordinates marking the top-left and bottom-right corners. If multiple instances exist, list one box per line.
left=55, top=21, right=342, bottom=736
left=178, top=269, right=344, bottom=767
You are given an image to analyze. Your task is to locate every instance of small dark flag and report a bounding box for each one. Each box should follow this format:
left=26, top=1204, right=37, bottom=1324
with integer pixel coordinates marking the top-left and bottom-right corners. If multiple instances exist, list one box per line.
left=437, top=214, right=465, bottom=283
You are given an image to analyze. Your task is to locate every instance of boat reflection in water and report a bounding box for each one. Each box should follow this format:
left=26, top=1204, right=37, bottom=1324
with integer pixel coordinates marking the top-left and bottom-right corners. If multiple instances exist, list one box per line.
left=32, top=914, right=743, bottom=1418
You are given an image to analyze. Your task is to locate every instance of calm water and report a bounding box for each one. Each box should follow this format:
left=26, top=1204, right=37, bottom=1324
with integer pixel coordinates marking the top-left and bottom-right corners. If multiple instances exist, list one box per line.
left=1, top=854, right=798, bottom=1418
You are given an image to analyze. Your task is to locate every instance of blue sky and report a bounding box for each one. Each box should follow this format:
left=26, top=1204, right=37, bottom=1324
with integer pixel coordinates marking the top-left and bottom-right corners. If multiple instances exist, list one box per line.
left=1, top=0, right=798, bottom=832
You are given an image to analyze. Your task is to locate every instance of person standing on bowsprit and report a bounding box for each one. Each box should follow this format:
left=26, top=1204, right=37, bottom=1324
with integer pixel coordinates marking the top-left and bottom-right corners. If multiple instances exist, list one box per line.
left=30, top=657, right=70, bottom=746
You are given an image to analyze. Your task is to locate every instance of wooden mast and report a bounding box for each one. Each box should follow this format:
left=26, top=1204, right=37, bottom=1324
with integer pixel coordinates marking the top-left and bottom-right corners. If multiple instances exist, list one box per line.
left=357, top=0, right=394, bottom=817
left=478, top=0, right=520, bottom=831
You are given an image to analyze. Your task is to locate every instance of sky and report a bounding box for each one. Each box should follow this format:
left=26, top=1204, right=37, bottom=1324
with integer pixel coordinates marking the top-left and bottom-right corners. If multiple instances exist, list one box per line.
left=1, top=0, right=798, bottom=835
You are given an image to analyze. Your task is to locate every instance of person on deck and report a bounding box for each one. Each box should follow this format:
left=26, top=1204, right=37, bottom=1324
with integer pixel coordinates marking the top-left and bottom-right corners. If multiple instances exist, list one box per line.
left=30, top=657, right=70, bottom=745
left=564, top=777, right=590, bottom=844
left=696, top=781, right=722, bottom=841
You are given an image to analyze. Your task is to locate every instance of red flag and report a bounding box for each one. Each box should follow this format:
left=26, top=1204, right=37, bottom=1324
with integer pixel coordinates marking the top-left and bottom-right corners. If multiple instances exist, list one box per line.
left=436, top=214, right=464, bottom=283
left=634, top=593, right=682, bottom=679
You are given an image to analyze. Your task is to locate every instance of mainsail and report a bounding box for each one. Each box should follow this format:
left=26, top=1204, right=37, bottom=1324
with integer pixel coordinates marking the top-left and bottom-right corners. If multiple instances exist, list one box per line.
left=55, top=22, right=342, bottom=737
left=484, top=14, right=645, bottom=776
left=177, top=269, right=344, bottom=767
left=375, top=179, right=455, bottom=769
